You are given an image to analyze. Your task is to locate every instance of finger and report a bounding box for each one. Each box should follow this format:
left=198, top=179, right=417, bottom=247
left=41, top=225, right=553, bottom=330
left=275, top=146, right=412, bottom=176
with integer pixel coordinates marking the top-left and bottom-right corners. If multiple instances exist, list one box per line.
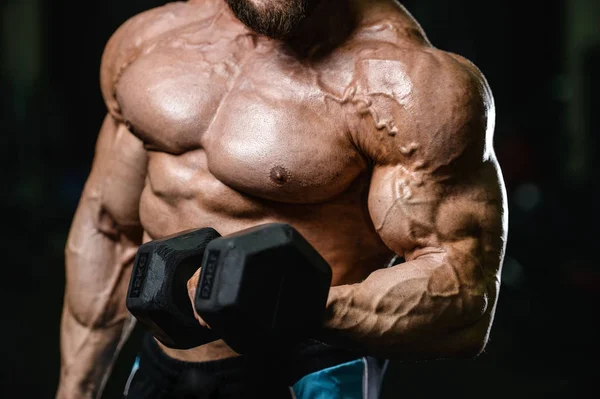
left=186, top=269, right=211, bottom=329
left=187, top=268, right=201, bottom=306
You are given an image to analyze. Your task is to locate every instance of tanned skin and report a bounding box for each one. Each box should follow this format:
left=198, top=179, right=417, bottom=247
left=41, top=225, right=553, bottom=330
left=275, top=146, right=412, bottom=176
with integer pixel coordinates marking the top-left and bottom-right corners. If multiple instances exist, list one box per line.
left=57, top=0, right=507, bottom=397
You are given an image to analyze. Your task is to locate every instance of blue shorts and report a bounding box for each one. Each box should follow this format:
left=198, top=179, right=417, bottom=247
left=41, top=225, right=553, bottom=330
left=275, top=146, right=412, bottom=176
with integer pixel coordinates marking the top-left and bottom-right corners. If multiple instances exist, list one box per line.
left=124, top=333, right=388, bottom=398
left=290, top=356, right=387, bottom=399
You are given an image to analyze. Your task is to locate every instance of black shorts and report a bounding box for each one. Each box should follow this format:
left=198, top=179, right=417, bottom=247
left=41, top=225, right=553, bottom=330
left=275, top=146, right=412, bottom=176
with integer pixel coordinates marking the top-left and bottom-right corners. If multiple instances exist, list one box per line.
left=123, top=333, right=382, bottom=399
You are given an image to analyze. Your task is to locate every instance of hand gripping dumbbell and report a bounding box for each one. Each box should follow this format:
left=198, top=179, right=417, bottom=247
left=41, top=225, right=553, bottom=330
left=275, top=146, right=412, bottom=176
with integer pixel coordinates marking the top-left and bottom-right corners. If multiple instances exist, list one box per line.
left=126, top=223, right=332, bottom=354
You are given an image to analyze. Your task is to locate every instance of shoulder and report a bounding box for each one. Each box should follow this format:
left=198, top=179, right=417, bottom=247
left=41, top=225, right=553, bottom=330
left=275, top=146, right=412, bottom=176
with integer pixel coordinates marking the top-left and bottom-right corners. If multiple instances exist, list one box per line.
left=349, top=41, right=495, bottom=174
left=99, top=1, right=218, bottom=120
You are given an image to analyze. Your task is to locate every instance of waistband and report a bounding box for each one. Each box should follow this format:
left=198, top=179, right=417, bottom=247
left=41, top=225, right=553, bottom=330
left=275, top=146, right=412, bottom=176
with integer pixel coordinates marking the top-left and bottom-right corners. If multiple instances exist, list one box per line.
left=138, top=332, right=363, bottom=386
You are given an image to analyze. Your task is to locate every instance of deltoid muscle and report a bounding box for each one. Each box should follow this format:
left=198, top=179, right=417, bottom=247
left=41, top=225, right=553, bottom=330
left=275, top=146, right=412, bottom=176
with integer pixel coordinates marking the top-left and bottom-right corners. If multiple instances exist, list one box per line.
left=322, top=52, right=434, bottom=237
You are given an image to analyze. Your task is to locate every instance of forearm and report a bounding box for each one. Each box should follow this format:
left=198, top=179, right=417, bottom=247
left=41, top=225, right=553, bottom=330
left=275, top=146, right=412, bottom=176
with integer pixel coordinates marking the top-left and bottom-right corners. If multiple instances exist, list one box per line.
left=320, top=252, right=493, bottom=359
left=58, top=252, right=136, bottom=398
left=58, top=196, right=141, bottom=398
left=58, top=309, right=135, bottom=399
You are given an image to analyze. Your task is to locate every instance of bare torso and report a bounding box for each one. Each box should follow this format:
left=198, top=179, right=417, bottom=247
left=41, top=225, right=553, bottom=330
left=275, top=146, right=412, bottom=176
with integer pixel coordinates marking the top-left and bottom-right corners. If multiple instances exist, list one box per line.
left=101, top=0, right=482, bottom=361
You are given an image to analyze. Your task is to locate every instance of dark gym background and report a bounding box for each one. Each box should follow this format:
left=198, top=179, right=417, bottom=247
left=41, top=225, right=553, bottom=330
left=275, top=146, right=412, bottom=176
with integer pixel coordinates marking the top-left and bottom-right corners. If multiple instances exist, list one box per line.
left=1, top=0, right=598, bottom=397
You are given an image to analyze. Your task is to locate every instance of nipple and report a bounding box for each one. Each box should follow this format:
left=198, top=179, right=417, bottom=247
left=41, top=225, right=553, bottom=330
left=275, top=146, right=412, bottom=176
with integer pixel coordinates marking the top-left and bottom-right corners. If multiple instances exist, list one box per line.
left=269, top=166, right=290, bottom=185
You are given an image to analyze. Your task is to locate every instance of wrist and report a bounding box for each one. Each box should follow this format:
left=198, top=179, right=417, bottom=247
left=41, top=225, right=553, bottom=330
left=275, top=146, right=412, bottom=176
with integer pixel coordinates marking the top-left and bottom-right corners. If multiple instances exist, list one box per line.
left=322, top=284, right=354, bottom=328
left=56, top=371, right=98, bottom=399
left=56, top=386, right=95, bottom=399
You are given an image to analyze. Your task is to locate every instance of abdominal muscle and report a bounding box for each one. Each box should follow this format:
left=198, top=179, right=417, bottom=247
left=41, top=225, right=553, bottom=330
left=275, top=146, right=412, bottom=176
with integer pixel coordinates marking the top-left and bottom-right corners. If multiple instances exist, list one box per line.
left=138, top=152, right=393, bottom=362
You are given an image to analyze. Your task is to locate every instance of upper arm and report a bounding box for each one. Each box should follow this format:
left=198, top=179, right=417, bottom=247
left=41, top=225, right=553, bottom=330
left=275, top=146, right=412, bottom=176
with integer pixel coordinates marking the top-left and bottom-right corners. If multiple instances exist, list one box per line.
left=368, top=158, right=507, bottom=278
left=364, top=49, right=507, bottom=309
left=77, top=114, right=147, bottom=238
left=63, top=115, right=147, bottom=325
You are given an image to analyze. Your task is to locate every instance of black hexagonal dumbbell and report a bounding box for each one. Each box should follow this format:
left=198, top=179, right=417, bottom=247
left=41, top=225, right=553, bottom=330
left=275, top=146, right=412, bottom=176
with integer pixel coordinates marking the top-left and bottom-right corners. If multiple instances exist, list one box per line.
left=194, top=223, right=333, bottom=354
left=126, top=223, right=332, bottom=354
left=126, top=227, right=221, bottom=349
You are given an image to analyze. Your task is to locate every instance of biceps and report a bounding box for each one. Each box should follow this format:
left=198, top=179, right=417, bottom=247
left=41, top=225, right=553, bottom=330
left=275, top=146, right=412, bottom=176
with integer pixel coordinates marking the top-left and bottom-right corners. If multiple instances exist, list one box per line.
left=367, top=161, right=507, bottom=265
left=82, top=114, right=147, bottom=234
left=368, top=163, right=443, bottom=257
left=65, top=203, right=135, bottom=327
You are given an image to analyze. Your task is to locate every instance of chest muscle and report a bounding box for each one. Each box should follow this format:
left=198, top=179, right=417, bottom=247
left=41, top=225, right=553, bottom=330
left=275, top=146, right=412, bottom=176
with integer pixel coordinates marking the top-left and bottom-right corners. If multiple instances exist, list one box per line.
left=116, top=33, right=365, bottom=203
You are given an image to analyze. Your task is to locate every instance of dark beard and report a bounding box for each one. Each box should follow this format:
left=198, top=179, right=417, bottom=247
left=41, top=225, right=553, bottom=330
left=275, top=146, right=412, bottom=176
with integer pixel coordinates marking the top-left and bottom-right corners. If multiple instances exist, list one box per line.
left=225, top=0, right=320, bottom=39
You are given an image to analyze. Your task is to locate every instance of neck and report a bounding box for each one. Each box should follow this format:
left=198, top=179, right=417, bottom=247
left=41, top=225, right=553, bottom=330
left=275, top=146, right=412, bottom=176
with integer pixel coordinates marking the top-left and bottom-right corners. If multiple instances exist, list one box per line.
left=287, top=0, right=430, bottom=56
left=283, top=0, right=358, bottom=58
left=189, top=0, right=419, bottom=57
left=266, top=0, right=413, bottom=58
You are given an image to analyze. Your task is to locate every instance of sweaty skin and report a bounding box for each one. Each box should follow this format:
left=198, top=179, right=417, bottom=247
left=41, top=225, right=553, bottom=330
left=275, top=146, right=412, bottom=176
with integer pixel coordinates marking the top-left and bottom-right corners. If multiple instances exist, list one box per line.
left=57, top=0, right=507, bottom=397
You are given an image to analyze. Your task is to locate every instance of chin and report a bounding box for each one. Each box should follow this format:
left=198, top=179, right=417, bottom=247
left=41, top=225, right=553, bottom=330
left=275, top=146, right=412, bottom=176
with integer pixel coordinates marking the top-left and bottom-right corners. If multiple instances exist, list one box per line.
left=225, top=0, right=320, bottom=40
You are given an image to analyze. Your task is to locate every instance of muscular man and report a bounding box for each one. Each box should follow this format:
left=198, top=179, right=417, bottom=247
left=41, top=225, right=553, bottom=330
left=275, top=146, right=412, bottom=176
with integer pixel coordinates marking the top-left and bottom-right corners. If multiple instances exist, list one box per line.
left=57, top=0, right=507, bottom=398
